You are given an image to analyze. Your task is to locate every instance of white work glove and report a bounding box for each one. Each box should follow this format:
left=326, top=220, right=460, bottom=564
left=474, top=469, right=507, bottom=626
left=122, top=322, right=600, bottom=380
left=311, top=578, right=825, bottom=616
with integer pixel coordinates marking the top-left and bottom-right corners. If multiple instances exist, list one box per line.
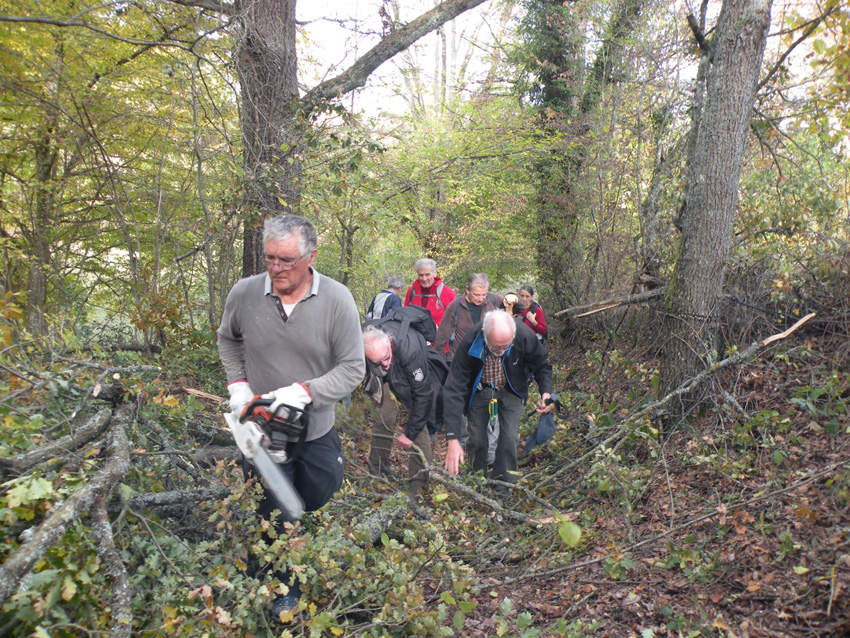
left=262, top=382, right=312, bottom=419
left=227, top=380, right=254, bottom=416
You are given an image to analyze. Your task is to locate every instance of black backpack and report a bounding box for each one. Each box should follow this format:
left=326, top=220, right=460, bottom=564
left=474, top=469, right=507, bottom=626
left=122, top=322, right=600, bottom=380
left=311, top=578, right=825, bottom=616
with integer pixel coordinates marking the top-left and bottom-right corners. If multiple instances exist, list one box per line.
left=378, top=305, right=437, bottom=344
left=367, top=305, right=448, bottom=384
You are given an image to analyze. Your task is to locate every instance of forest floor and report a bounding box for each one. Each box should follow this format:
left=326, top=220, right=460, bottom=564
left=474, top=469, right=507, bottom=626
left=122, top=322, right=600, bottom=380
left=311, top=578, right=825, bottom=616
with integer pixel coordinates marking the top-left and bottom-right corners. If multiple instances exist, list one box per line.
left=4, top=318, right=849, bottom=637
left=346, top=328, right=850, bottom=637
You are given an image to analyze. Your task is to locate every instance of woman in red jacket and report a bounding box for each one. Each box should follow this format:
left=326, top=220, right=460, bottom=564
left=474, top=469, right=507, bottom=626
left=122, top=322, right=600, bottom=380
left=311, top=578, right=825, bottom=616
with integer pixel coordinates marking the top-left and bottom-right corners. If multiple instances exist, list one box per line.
left=516, top=285, right=547, bottom=341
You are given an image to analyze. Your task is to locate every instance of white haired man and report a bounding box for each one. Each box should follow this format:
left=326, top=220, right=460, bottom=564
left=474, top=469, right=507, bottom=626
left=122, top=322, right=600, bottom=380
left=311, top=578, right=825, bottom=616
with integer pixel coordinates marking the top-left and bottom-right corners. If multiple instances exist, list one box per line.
left=403, top=257, right=456, bottom=327
left=442, top=310, right=554, bottom=494
left=363, top=320, right=446, bottom=513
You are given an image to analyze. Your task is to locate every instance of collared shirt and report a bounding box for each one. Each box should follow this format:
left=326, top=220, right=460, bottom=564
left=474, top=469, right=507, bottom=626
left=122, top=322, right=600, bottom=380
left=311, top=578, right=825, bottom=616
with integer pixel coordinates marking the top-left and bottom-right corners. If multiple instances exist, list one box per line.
left=481, top=349, right=505, bottom=389
left=217, top=268, right=365, bottom=441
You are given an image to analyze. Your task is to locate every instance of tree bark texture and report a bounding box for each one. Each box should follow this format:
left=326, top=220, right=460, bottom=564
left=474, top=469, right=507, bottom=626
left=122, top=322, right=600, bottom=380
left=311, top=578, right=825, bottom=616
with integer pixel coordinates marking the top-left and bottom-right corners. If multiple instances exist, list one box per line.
left=0, top=408, right=112, bottom=476
left=660, top=0, right=773, bottom=403
left=236, top=0, right=301, bottom=276
left=92, top=493, right=132, bottom=638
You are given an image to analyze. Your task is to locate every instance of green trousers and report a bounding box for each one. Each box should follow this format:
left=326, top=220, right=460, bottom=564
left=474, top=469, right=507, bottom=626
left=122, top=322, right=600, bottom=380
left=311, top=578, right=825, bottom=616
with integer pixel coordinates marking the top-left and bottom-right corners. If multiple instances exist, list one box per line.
left=367, top=384, right=432, bottom=500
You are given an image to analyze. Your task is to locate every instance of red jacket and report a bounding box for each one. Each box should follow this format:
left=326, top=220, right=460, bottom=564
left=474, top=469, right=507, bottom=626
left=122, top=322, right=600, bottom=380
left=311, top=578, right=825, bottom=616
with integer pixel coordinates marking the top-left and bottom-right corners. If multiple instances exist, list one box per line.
left=403, top=276, right=456, bottom=327
left=517, top=301, right=547, bottom=339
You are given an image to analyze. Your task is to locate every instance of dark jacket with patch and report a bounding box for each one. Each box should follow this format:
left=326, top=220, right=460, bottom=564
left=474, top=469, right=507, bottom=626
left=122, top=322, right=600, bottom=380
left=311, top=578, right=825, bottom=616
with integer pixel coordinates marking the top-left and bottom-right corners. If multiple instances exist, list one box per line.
left=442, top=319, right=552, bottom=441
left=369, top=321, right=443, bottom=440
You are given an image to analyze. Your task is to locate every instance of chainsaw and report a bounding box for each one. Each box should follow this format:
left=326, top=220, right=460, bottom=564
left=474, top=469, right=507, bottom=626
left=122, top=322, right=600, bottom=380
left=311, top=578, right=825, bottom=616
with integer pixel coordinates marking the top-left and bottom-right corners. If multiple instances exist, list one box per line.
left=223, top=396, right=307, bottom=520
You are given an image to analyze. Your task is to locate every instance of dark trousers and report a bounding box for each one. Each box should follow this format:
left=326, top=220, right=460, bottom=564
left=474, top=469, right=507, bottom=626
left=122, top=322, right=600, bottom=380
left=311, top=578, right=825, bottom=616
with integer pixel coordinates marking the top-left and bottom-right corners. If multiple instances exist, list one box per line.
left=467, top=388, right=523, bottom=483
left=249, top=428, right=344, bottom=592
left=255, top=427, right=345, bottom=529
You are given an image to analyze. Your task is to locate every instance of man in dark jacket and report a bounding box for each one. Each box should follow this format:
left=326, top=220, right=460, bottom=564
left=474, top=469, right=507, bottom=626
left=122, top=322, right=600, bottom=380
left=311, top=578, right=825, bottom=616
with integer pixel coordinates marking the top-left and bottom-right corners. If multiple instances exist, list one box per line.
left=442, top=310, right=554, bottom=490
left=434, top=273, right=502, bottom=361
left=365, top=275, right=404, bottom=320
left=363, top=321, right=443, bottom=508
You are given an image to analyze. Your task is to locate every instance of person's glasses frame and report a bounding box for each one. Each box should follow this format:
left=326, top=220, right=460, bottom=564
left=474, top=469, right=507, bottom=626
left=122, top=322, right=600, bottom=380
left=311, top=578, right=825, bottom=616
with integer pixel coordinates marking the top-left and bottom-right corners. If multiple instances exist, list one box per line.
left=264, top=252, right=308, bottom=271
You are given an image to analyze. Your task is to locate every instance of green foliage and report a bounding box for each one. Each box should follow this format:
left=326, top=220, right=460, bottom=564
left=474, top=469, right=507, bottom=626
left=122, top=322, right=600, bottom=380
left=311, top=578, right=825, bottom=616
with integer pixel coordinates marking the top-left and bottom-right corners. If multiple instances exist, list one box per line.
left=276, top=494, right=477, bottom=636
left=790, top=371, right=850, bottom=434
left=1, top=520, right=108, bottom=636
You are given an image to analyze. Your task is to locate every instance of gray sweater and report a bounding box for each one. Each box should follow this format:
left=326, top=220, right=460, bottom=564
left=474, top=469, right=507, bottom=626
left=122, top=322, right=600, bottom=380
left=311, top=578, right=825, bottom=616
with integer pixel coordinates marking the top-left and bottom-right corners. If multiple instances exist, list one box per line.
left=217, top=270, right=365, bottom=441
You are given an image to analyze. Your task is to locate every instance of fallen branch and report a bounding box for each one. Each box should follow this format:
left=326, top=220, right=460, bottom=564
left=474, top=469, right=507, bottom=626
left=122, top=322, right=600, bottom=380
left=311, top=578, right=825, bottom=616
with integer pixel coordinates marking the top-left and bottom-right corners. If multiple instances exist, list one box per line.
left=352, top=494, right=410, bottom=546
left=109, top=486, right=230, bottom=514
left=182, top=387, right=224, bottom=404
left=541, top=313, right=816, bottom=488
left=429, top=471, right=543, bottom=525
left=405, top=441, right=564, bottom=526
left=554, top=288, right=664, bottom=318
left=92, top=493, right=132, bottom=637
left=0, top=404, right=133, bottom=603
left=0, top=408, right=112, bottom=476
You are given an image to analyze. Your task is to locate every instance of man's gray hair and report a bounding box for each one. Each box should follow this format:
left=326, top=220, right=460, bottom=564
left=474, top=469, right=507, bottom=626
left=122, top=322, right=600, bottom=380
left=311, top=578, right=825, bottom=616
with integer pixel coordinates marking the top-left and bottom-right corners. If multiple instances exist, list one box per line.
left=387, top=275, right=404, bottom=290
left=467, top=273, right=489, bottom=289
left=263, top=215, right=318, bottom=256
left=482, top=309, right=516, bottom=340
left=414, top=257, right=436, bottom=273
left=363, top=324, right=391, bottom=349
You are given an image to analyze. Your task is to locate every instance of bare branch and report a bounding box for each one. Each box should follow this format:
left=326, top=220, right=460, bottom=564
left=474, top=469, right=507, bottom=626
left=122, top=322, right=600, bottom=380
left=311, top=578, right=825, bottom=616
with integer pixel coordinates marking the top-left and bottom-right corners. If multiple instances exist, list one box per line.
left=165, top=0, right=237, bottom=17
left=687, top=12, right=710, bottom=55
left=302, top=0, right=489, bottom=110
left=757, top=3, right=838, bottom=92
left=0, top=14, right=197, bottom=51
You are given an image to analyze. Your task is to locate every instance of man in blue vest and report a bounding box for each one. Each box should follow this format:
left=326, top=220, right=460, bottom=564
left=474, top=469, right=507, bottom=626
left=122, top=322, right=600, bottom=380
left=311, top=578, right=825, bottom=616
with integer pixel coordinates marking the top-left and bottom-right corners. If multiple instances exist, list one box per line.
left=365, top=275, right=404, bottom=320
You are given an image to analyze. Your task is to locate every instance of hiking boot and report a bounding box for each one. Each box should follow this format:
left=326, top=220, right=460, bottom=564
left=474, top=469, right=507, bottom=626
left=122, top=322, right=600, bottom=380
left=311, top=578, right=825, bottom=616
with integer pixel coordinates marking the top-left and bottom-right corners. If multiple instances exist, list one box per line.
left=271, top=592, right=300, bottom=622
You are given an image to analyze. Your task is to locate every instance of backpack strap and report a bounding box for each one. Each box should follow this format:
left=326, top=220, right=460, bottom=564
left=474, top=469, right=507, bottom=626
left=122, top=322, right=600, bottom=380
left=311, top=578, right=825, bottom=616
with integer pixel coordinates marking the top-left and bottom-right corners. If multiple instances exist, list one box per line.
left=409, top=282, right=445, bottom=311
left=434, top=282, right=445, bottom=311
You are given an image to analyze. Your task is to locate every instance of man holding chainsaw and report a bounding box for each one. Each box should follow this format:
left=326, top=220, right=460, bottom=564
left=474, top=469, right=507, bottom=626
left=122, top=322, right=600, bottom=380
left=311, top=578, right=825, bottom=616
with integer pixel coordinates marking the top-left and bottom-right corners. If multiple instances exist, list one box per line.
left=217, top=214, right=364, bottom=619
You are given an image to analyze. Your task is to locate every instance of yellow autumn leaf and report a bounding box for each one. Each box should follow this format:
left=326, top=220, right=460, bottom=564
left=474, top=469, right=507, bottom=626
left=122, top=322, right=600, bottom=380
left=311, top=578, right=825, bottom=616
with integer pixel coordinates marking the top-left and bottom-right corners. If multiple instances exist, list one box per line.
left=62, top=576, right=77, bottom=601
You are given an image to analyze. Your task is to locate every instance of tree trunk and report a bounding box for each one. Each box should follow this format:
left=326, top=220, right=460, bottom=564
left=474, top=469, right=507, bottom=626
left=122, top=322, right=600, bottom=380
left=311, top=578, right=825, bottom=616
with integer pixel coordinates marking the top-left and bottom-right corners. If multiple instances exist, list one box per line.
left=234, top=0, right=490, bottom=277
left=525, top=0, right=646, bottom=310
left=659, top=0, right=773, bottom=409
left=236, top=0, right=301, bottom=276
left=27, top=127, right=58, bottom=338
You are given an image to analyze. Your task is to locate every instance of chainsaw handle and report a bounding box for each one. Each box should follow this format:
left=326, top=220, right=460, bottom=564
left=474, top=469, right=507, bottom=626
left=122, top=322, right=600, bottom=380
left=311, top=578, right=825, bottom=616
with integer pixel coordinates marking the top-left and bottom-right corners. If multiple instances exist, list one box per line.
left=238, top=395, right=278, bottom=423
left=239, top=395, right=309, bottom=429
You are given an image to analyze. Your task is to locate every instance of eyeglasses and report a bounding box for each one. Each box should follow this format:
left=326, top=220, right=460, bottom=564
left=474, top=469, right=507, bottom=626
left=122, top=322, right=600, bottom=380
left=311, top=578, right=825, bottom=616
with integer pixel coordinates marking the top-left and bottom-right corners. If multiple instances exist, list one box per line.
left=264, top=253, right=307, bottom=270
left=487, top=341, right=511, bottom=355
